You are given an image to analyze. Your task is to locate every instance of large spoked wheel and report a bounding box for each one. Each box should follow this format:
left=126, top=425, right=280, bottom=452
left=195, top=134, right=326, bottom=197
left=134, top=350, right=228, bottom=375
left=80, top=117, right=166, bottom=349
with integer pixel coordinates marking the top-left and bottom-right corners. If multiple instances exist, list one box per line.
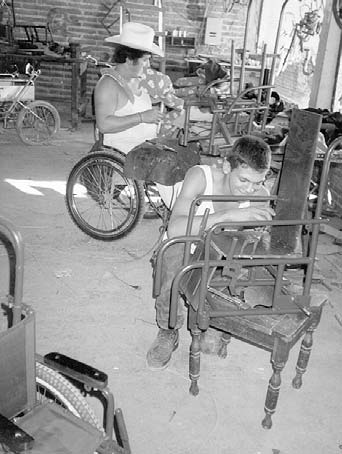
left=36, top=361, right=102, bottom=430
left=66, top=149, right=145, bottom=240
left=333, top=0, right=342, bottom=30
left=16, top=100, right=61, bottom=145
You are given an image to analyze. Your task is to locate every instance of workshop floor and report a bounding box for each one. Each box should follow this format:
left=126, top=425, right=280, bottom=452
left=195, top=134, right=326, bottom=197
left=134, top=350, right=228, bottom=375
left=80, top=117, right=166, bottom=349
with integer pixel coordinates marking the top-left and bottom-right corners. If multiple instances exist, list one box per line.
left=0, top=124, right=342, bottom=454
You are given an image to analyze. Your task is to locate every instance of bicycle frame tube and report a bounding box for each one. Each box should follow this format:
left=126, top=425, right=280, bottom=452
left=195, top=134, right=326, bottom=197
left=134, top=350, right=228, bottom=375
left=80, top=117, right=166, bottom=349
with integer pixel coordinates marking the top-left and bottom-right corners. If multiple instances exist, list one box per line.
left=3, top=71, right=39, bottom=119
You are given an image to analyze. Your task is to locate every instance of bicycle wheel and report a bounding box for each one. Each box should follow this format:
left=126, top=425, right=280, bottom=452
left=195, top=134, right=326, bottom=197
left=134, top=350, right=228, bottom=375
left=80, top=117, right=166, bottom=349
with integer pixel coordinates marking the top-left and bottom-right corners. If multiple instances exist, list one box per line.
left=66, top=150, right=145, bottom=240
left=16, top=100, right=61, bottom=145
left=333, top=0, right=342, bottom=30
left=36, top=361, right=102, bottom=430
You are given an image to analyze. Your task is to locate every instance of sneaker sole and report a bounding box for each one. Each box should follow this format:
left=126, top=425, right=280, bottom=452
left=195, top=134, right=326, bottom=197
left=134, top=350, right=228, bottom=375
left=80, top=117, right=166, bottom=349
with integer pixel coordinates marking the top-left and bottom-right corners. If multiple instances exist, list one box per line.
left=146, top=339, right=179, bottom=371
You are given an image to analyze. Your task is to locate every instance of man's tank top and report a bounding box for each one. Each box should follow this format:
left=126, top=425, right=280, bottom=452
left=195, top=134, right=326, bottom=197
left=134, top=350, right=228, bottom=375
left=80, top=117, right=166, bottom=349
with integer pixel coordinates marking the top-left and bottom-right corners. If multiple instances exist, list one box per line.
left=101, top=74, right=157, bottom=154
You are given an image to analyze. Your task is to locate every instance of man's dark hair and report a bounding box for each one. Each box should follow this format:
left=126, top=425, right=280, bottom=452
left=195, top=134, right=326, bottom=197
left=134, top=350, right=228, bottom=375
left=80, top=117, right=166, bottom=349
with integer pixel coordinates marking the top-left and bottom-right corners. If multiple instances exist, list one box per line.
left=226, top=135, right=271, bottom=171
left=271, top=91, right=280, bottom=102
left=112, top=45, right=151, bottom=64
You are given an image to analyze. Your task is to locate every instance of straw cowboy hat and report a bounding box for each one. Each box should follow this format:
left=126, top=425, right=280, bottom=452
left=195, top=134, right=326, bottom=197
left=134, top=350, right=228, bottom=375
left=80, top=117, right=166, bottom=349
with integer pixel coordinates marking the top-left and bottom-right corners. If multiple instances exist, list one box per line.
left=105, top=22, right=164, bottom=57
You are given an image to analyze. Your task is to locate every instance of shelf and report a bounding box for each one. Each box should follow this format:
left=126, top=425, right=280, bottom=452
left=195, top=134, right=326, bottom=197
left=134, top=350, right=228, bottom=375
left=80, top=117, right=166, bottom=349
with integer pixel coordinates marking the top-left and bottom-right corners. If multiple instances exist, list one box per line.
left=165, top=36, right=195, bottom=49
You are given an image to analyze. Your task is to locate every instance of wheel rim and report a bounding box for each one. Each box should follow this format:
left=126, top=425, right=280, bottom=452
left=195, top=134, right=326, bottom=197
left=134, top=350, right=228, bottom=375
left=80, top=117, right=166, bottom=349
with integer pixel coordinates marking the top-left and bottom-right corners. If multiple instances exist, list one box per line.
left=69, top=157, right=141, bottom=237
left=35, top=362, right=102, bottom=430
left=20, top=105, right=57, bottom=143
left=36, top=376, right=81, bottom=414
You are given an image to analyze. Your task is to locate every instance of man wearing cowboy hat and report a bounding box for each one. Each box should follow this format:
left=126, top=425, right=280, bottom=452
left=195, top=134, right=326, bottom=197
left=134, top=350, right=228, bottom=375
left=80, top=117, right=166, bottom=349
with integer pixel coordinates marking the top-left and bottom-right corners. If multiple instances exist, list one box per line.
left=95, top=22, right=165, bottom=153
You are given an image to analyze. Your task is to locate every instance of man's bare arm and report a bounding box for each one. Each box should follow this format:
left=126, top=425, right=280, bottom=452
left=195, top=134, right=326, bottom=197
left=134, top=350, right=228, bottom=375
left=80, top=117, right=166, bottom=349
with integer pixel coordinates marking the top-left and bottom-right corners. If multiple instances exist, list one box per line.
left=167, top=167, right=207, bottom=238
left=94, top=77, right=163, bottom=134
left=167, top=167, right=275, bottom=238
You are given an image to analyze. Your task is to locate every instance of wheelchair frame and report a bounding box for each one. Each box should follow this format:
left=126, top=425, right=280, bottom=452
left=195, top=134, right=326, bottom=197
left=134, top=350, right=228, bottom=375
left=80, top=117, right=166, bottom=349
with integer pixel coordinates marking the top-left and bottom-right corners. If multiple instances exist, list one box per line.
left=0, top=216, right=131, bottom=454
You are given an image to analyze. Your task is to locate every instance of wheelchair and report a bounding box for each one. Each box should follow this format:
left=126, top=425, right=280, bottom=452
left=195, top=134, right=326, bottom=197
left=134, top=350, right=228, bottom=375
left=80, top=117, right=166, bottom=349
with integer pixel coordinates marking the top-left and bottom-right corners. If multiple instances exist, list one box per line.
left=0, top=216, right=131, bottom=454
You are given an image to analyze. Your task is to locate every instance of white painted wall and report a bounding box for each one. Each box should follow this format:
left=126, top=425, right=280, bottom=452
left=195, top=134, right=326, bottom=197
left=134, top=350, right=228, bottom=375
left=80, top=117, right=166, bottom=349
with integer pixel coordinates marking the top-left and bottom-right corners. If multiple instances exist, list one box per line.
left=259, top=0, right=324, bottom=75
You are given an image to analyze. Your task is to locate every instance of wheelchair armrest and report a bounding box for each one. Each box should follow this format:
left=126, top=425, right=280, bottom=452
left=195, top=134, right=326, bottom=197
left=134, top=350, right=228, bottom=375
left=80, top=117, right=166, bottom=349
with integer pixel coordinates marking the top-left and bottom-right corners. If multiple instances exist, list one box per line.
left=0, top=413, right=34, bottom=452
left=43, top=352, right=108, bottom=390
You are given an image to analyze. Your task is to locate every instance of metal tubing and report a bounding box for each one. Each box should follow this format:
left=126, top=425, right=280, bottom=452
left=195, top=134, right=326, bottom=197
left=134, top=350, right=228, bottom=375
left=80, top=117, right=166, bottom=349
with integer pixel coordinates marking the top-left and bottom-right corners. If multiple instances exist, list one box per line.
left=0, top=217, right=24, bottom=325
left=180, top=104, right=192, bottom=146
left=153, top=235, right=201, bottom=296
left=230, top=40, right=235, bottom=95
left=115, top=408, right=131, bottom=453
left=302, top=136, right=339, bottom=293
left=101, top=387, right=115, bottom=439
left=169, top=256, right=314, bottom=327
left=239, top=0, right=253, bottom=93
left=270, top=0, right=290, bottom=85
left=314, top=136, right=341, bottom=218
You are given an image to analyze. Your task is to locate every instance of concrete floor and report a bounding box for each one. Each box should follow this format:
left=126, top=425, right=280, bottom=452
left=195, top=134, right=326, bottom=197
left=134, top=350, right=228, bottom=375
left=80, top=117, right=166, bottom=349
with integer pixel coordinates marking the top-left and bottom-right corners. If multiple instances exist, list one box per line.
left=0, top=124, right=342, bottom=454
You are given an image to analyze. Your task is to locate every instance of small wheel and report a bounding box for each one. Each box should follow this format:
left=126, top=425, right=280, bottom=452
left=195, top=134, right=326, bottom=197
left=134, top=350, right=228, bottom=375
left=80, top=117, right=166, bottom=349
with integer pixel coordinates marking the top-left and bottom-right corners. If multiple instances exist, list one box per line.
left=16, top=100, right=61, bottom=145
left=65, top=150, right=145, bottom=240
left=36, top=361, right=102, bottom=430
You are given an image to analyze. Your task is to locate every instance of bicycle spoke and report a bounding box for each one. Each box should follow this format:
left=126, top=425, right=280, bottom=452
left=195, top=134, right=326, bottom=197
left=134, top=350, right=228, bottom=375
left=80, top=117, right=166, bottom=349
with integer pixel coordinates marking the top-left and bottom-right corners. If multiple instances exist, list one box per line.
left=66, top=152, right=146, bottom=240
left=17, top=102, right=59, bottom=145
left=73, top=160, right=137, bottom=232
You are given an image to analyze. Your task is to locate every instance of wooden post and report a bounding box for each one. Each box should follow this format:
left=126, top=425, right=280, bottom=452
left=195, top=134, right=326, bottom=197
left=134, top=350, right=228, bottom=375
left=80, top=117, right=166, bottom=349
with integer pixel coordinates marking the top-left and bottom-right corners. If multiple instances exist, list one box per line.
left=70, top=42, right=80, bottom=130
left=271, top=109, right=322, bottom=252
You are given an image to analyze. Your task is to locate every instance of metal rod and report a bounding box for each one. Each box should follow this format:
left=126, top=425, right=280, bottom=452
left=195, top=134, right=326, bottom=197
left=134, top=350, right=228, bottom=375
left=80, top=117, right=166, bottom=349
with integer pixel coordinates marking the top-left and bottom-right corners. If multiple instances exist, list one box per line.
left=0, top=217, right=24, bottom=326
left=270, top=0, right=290, bottom=85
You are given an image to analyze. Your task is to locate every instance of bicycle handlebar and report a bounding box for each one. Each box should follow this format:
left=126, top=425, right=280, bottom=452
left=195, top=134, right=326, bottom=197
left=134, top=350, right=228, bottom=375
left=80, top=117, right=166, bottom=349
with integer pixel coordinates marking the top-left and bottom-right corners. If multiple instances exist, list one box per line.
left=83, top=54, right=112, bottom=68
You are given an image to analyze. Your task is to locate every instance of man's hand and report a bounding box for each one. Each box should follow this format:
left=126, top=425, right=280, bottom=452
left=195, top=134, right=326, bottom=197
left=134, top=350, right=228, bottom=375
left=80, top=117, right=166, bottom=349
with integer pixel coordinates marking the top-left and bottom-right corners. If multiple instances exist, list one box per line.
left=219, top=206, right=275, bottom=223
left=141, top=109, right=164, bottom=124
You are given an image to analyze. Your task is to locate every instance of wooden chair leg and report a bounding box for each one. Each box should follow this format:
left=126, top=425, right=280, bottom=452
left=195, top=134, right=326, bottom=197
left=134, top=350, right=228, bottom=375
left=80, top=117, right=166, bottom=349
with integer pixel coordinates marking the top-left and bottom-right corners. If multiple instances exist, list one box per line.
left=217, top=332, right=231, bottom=358
left=262, top=339, right=290, bottom=429
left=292, top=327, right=314, bottom=389
left=189, top=326, right=201, bottom=396
left=292, top=306, right=323, bottom=389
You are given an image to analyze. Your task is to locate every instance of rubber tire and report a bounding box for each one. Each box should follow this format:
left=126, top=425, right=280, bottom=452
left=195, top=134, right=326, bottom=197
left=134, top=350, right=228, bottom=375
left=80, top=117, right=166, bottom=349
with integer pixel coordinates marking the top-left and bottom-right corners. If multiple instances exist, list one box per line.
left=333, top=0, right=342, bottom=30
left=16, top=100, right=61, bottom=145
left=36, top=361, right=102, bottom=430
left=66, top=150, right=145, bottom=240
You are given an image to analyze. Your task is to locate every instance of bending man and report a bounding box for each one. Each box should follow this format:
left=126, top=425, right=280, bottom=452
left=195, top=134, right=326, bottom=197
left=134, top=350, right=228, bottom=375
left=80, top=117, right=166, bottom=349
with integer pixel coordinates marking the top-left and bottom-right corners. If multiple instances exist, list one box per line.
left=147, top=135, right=275, bottom=370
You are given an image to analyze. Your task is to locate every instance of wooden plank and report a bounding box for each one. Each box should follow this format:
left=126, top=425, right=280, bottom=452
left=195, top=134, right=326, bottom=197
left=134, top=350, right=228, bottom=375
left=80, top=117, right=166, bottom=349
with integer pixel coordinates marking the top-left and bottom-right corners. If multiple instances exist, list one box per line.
left=271, top=108, right=322, bottom=252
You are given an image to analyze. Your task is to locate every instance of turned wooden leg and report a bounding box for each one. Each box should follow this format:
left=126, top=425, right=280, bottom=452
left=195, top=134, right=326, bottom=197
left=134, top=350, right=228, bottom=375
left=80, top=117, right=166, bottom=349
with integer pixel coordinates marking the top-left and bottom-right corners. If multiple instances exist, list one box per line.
left=292, top=328, right=314, bottom=389
left=262, top=362, right=284, bottom=429
left=217, top=332, right=231, bottom=358
left=189, top=326, right=201, bottom=396
left=262, top=339, right=289, bottom=430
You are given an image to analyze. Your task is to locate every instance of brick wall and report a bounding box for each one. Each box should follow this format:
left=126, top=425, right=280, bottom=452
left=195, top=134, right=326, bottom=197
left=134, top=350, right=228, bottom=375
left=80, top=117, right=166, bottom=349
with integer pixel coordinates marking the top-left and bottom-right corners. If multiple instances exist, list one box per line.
left=5, top=0, right=255, bottom=103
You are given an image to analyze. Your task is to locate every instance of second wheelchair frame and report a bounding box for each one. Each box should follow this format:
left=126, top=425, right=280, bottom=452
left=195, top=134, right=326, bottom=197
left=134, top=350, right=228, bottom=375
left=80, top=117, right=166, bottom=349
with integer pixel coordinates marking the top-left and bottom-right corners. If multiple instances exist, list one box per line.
left=0, top=216, right=131, bottom=454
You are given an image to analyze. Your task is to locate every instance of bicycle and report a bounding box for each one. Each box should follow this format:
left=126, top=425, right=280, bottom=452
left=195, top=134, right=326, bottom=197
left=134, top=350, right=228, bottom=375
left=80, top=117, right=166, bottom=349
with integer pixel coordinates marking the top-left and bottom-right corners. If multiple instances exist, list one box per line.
left=0, top=63, right=60, bottom=145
